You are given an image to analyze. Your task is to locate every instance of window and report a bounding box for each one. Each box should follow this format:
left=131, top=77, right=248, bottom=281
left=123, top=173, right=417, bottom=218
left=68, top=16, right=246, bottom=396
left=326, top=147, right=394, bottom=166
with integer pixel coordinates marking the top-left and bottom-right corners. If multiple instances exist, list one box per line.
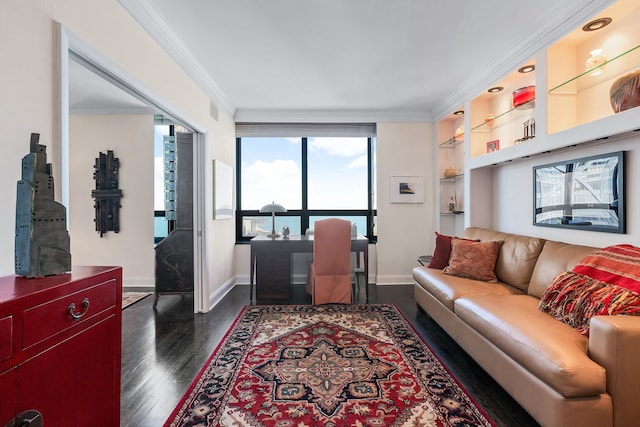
left=236, top=125, right=376, bottom=242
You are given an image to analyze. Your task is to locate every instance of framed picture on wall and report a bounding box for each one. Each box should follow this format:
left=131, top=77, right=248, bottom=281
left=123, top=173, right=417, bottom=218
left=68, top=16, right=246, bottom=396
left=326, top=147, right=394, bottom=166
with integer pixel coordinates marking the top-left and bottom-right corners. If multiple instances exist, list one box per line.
left=389, top=176, right=424, bottom=203
left=213, top=159, right=233, bottom=219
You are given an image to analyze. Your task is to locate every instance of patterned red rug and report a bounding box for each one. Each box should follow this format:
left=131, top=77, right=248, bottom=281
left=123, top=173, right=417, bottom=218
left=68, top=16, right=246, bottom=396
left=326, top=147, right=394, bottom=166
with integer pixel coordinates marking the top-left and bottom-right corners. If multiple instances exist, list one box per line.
left=164, top=304, right=495, bottom=427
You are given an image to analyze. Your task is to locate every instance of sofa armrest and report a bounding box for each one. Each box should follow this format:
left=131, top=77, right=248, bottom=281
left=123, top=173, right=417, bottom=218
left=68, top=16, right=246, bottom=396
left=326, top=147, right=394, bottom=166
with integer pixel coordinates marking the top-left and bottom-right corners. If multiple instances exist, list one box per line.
left=589, top=315, right=640, bottom=427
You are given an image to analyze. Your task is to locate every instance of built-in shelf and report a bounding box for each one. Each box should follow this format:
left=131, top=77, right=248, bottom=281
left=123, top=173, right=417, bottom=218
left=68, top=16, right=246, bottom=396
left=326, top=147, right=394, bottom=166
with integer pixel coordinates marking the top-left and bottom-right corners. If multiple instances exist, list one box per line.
left=437, top=107, right=465, bottom=236
left=471, top=100, right=535, bottom=132
left=439, top=137, right=463, bottom=148
left=547, top=1, right=640, bottom=135
left=440, top=173, right=464, bottom=182
left=549, top=44, right=640, bottom=95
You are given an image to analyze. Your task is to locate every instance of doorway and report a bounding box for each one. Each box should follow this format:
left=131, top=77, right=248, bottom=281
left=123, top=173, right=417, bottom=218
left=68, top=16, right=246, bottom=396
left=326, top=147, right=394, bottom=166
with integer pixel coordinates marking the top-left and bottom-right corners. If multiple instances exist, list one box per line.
left=59, top=24, right=207, bottom=313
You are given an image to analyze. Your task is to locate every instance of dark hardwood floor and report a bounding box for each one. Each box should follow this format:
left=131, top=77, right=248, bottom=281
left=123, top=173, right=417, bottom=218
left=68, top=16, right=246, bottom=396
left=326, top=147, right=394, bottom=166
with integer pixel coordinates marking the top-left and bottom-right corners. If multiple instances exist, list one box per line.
left=121, top=284, right=540, bottom=426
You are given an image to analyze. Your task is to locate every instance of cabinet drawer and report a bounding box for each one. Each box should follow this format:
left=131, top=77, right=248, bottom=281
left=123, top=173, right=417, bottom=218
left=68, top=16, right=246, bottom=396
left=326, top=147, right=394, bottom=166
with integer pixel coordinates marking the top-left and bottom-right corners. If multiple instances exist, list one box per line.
left=22, top=279, right=116, bottom=349
left=0, top=316, right=12, bottom=362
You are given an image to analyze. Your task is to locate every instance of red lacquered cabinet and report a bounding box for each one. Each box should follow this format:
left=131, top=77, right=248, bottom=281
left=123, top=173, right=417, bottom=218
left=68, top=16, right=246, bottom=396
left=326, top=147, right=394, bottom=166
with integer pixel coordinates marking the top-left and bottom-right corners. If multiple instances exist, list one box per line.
left=0, top=266, right=122, bottom=427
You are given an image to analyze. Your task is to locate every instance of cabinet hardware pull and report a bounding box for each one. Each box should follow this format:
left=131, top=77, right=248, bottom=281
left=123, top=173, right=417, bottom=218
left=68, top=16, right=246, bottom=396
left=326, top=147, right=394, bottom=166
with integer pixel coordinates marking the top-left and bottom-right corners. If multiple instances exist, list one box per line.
left=5, top=410, right=43, bottom=427
left=68, top=297, right=90, bottom=320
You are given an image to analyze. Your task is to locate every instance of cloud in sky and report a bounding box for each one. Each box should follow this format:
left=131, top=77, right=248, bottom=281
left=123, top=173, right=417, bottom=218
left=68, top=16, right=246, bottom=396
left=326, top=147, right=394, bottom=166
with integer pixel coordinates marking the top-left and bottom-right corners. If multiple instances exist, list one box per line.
left=242, top=159, right=301, bottom=209
left=308, top=137, right=367, bottom=159
left=348, top=154, right=368, bottom=168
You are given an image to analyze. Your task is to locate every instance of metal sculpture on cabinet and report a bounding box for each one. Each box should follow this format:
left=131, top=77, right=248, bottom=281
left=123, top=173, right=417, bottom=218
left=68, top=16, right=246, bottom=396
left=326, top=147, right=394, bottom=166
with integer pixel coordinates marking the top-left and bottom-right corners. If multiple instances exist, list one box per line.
left=91, top=150, right=122, bottom=237
left=15, top=133, right=71, bottom=277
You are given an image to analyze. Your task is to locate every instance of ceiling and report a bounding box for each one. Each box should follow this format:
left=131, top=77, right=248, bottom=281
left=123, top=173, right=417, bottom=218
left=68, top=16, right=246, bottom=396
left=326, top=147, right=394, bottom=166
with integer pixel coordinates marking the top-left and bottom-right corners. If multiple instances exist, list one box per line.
left=69, top=60, right=155, bottom=115
left=71, top=0, right=612, bottom=121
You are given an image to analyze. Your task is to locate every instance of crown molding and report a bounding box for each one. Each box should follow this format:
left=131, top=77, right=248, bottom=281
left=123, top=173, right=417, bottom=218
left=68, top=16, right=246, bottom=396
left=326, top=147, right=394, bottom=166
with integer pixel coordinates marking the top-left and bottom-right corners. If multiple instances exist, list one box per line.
left=432, top=0, right=614, bottom=121
left=118, top=0, right=237, bottom=118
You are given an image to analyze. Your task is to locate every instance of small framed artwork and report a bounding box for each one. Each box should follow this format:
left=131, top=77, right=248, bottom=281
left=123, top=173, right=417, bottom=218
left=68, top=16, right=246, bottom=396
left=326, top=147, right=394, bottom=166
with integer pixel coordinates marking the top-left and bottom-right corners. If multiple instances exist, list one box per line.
left=213, top=159, right=233, bottom=219
left=486, top=140, right=500, bottom=153
left=389, top=176, right=424, bottom=203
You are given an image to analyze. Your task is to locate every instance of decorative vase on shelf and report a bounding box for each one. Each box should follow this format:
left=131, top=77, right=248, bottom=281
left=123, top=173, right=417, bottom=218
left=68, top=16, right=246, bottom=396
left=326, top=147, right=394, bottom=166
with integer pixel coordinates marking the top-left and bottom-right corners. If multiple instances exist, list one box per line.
left=448, top=196, right=456, bottom=213
left=454, top=125, right=464, bottom=140
left=610, top=70, right=640, bottom=113
left=513, top=85, right=535, bottom=109
left=484, top=114, right=495, bottom=127
left=444, top=167, right=457, bottom=178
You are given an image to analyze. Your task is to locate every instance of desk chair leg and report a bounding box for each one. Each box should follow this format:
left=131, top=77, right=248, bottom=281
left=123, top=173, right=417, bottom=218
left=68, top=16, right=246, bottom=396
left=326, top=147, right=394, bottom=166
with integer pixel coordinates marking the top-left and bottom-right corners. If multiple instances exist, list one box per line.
left=354, top=267, right=366, bottom=302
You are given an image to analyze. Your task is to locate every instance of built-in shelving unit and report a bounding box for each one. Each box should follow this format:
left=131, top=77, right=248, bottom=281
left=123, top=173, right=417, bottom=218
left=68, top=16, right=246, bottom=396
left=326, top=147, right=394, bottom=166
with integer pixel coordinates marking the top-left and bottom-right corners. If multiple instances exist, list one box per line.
left=548, top=1, right=640, bottom=135
left=436, top=108, right=465, bottom=236
left=435, top=0, right=640, bottom=232
left=469, top=58, right=537, bottom=160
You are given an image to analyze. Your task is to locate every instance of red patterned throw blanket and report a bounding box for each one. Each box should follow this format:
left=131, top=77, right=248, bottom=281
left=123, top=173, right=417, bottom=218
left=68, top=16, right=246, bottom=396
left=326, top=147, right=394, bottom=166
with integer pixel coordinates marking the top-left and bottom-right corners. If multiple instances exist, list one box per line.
left=164, top=304, right=495, bottom=427
left=539, top=244, right=640, bottom=335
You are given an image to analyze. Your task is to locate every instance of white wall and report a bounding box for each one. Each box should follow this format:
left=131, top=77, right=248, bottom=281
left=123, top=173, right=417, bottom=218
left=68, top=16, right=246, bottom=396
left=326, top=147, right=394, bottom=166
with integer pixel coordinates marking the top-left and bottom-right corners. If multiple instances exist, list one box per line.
left=491, top=132, right=639, bottom=246
left=0, top=1, right=57, bottom=275
left=0, top=0, right=237, bottom=310
left=69, top=115, right=154, bottom=286
left=376, top=122, right=435, bottom=284
left=204, top=113, right=237, bottom=306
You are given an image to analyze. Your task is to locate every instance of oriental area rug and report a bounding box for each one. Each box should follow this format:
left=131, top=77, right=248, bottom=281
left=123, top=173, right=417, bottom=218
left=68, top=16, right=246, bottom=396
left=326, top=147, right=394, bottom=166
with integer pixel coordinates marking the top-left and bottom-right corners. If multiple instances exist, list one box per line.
left=164, top=304, right=495, bottom=427
left=121, top=292, right=151, bottom=309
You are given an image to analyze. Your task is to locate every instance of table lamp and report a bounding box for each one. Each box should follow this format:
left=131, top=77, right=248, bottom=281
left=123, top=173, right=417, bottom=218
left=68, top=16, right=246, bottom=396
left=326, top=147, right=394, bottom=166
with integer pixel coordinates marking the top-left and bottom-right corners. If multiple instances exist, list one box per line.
left=259, top=201, right=286, bottom=237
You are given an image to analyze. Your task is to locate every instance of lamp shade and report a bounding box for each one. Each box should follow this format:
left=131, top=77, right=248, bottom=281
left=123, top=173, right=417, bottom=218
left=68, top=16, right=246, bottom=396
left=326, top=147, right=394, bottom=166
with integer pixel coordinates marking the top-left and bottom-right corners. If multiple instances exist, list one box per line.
left=259, top=202, right=286, bottom=237
left=259, top=202, right=287, bottom=214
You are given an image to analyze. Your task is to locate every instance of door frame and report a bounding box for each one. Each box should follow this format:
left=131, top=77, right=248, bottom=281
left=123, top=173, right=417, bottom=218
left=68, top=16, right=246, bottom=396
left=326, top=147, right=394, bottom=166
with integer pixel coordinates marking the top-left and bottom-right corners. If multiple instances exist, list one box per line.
left=58, top=24, right=208, bottom=313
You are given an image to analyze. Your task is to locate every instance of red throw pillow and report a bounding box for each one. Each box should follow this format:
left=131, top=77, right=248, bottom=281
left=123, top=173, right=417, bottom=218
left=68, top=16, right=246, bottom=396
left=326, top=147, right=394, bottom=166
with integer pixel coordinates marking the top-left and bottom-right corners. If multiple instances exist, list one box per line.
left=428, top=232, right=454, bottom=269
left=428, top=232, right=479, bottom=269
left=443, top=238, right=503, bottom=282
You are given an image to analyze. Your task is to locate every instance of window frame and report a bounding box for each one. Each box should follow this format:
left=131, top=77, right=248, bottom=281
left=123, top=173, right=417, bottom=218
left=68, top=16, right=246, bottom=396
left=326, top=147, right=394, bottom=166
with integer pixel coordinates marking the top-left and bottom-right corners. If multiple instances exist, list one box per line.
left=235, top=136, right=376, bottom=243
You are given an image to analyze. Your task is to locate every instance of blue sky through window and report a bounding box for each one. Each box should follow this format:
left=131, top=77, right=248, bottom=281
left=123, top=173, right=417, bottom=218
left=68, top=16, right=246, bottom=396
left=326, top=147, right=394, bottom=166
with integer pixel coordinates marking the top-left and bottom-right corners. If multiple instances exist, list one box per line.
left=241, top=137, right=368, bottom=211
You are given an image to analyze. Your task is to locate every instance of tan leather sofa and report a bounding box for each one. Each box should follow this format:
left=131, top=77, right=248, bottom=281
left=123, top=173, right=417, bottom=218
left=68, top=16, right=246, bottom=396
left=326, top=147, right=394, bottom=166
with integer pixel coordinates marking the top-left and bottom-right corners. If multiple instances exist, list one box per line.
left=412, top=227, right=640, bottom=427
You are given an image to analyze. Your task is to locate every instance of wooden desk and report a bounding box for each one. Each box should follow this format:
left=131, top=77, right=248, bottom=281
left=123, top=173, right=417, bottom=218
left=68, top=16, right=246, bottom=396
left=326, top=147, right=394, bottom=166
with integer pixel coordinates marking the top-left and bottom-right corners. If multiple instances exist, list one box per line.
left=249, top=234, right=369, bottom=301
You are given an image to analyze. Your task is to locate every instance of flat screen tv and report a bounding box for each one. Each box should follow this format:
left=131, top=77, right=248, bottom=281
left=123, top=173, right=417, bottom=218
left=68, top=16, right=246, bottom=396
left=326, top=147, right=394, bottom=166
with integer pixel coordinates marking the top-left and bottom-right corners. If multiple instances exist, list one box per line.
left=533, top=151, right=625, bottom=233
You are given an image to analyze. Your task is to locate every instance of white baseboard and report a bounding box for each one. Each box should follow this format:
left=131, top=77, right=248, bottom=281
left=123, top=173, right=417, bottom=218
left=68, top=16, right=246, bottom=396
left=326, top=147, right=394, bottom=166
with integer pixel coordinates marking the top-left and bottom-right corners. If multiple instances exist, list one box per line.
left=208, top=277, right=237, bottom=310
left=374, top=274, right=413, bottom=285
left=122, top=276, right=154, bottom=292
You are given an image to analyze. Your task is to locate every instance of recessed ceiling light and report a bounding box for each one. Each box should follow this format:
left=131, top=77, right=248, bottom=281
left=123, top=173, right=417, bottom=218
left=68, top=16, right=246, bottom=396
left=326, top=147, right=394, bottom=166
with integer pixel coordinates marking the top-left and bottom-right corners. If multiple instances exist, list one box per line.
left=518, top=65, right=535, bottom=73
left=583, top=17, right=612, bottom=32
left=453, top=110, right=464, bottom=115
left=488, top=86, right=503, bottom=93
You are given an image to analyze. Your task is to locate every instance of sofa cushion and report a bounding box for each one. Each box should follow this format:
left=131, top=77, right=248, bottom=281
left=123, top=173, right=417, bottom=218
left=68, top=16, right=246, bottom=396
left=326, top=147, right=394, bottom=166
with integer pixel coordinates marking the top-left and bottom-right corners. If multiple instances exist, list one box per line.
left=528, top=241, right=597, bottom=298
left=455, top=294, right=607, bottom=398
left=443, top=238, right=503, bottom=282
left=412, top=266, right=523, bottom=311
left=464, top=227, right=545, bottom=292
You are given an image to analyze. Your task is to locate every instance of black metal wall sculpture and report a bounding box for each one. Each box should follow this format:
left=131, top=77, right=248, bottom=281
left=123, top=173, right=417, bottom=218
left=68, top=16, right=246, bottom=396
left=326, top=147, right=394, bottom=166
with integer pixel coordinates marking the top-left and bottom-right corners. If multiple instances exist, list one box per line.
left=91, top=150, right=123, bottom=237
left=15, top=133, right=71, bottom=277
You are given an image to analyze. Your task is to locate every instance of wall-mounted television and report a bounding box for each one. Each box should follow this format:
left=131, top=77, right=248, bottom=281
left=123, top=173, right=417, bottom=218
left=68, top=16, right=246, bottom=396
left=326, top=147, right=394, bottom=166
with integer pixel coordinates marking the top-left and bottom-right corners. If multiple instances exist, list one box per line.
left=533, top=151, right=625, bottom=233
